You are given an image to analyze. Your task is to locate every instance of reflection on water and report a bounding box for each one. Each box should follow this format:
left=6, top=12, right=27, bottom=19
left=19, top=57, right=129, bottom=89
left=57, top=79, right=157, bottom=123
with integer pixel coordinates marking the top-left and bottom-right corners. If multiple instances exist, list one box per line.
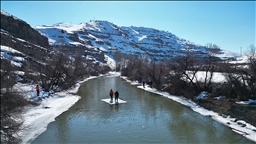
left=32, top=77, right=253, bottom=143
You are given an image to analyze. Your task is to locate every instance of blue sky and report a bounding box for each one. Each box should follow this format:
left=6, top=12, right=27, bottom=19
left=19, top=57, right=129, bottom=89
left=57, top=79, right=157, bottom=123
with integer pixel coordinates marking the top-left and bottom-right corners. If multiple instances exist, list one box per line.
left=1, top=1, right=255, bottom=53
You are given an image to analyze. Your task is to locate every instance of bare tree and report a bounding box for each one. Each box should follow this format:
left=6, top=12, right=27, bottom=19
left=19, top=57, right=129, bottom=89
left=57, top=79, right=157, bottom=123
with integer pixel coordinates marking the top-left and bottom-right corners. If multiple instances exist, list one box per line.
left=73, top=54, right=90, bottom=78
left=178, top=48, right=201, bottom=91
left=121, top=54, right=139, bottom=79
left=145, top=61, right=165, bottom=89
left=38, top=52, right=75, bottom=93
left=1, top=60, right=30, bottom=143
left=202, top=43, right=220, bottom=91
left=1, top=59, right=17, bottom=91
left=244, top=44, right=256, bottom=99
left=223, top=44, right=256, bottom=100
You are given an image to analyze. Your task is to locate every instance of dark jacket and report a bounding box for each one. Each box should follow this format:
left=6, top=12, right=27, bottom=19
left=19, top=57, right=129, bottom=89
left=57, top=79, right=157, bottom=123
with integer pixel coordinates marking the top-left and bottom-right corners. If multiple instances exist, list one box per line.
left=114, top=91, right=119, bottom=98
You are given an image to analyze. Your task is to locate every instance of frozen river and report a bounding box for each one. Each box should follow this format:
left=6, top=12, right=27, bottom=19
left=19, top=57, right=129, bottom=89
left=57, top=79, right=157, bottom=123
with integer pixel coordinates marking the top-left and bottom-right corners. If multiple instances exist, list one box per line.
left=32, top=76, right=253, bottom=143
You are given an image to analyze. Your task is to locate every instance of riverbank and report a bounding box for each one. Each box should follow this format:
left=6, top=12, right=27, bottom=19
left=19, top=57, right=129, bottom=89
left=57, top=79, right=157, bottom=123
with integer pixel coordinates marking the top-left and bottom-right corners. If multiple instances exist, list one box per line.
left=120, top=76, right=256, bottom=142
left=17, top=72, right=121, bottom=143
left=16, top=76, right=99, bottom=143
left=194, top=96, right=256, bottom=129
left=16, top=72, right=255, bottom=143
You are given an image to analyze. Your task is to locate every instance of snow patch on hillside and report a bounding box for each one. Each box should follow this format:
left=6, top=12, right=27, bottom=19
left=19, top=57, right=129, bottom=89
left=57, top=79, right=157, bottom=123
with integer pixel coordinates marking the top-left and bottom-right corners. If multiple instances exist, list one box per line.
left=1, top=45, right=25, bottom=67
left=216, top=50, right=240, bottom=58
left=105, top=55, right=116, bottom=70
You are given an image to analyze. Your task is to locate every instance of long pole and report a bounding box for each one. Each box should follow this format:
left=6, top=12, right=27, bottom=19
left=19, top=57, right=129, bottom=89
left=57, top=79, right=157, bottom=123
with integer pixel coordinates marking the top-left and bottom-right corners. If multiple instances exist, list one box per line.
left=240, top=47, right=242, bottom=57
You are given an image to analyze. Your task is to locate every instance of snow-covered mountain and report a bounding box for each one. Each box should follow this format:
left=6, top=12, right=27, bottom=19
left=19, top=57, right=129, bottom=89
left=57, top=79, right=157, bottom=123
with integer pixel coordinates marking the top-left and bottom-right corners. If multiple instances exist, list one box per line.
left=1, top=9, right=239, bottom=72
left=34, top=20, right=236, bottom=61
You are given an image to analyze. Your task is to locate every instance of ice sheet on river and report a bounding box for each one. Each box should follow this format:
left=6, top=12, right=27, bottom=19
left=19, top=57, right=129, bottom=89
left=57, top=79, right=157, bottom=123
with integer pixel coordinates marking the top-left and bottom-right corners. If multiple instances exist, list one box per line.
left=101, top=98, right=127, bottom=105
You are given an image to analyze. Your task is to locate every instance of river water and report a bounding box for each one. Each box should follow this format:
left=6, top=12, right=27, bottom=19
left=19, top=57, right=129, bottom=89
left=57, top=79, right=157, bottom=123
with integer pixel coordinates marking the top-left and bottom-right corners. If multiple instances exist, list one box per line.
left=32, top=76, right=253, bottom=143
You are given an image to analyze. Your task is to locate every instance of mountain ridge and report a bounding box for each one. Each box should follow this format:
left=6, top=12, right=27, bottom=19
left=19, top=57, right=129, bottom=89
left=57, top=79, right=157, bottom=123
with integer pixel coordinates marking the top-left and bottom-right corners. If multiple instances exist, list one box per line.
left=1, top=9, right=240, bottom=70
left=34, top=20, right=234, bottom=61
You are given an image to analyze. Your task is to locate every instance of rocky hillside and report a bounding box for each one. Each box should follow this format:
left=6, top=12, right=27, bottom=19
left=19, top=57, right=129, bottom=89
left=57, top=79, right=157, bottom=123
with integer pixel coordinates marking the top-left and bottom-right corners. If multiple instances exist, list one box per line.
left=34, top=20, right=225, bottom=61
left=1, top=9, right=237, bottom=74
left=0, top=10, right=113, bottom=87
left=1, top=10, right=50, bottom=48
left=1, top=11, right=55, bottom=80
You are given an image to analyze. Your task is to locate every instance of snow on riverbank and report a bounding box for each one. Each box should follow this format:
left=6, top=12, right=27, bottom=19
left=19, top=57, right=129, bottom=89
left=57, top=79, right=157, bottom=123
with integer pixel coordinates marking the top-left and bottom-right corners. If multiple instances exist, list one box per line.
left=120, top=76, right=256, bottom=143
left=16, top=75, right=105, bottom=144
left=16, top=72, right=255, bottom=143
left=19, top=92, right=80, bottom=144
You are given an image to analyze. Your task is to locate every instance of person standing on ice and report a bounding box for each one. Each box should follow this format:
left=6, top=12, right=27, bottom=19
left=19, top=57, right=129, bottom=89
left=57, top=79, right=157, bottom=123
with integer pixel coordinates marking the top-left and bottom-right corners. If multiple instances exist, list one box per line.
left=142, top=79, right=145, bottom=88
left=148, top=78, right=153, bottom=88
left=36, top=85, right=40, bottom=96
left=109, top=89, right=114, bottom=102
left=114, top=91, right=119, bottom=102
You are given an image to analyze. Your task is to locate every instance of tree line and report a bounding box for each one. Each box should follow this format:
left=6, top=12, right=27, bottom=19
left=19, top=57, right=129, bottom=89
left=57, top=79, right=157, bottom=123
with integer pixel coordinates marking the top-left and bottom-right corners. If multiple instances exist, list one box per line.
left=117, top=44, right=256, bottom=101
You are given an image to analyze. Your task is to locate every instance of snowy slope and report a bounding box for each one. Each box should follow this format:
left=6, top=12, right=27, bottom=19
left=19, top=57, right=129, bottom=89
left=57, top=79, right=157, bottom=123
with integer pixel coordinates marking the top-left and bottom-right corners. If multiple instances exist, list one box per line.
left=1, top=45, right=25, bottom=67
left=34, top=20, right=237, bottom=61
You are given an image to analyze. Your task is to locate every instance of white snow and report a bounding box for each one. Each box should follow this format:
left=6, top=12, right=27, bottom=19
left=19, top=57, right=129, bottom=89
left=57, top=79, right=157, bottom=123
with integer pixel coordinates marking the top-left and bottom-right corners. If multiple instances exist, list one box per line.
left=214, top=95, right=226, bottom=100
left=70, top=41, right=83, bottom=46
left=33, top=20, right=240, bottom=61
left=138, top=35, right=147, bottom=41
left=101, top=98, right=127, bottom=105
left=19, top=93, right=80, bottom=144
left=230, top=55, right=249, bottom=64
left=236, top=99, right=256, bottom=105
left=105, top=55, right=116, bottom=70
left=120, top=76, right=256, bottom=142
left=183, top=71, right=227, bottom=83
left=17, top=38, right=26, bottom=42
left=16, top=76, right=98, bottom=144
left=1, top=45, right=25, bottom=67
left=14, top=71, right=25, bottom=76
left=1, top=45, right=22, bottom=54
left=10, top=60, right=22, bottom=67
left=216, top=50, right=240, bottom=58
left=196, top=91, right=208, bottom=100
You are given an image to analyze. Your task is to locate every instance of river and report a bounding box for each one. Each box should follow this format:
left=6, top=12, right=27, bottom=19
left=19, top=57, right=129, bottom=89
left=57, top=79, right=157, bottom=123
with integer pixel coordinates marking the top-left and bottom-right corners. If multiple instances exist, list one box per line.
left=32, top=76, right=253, bottom=143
